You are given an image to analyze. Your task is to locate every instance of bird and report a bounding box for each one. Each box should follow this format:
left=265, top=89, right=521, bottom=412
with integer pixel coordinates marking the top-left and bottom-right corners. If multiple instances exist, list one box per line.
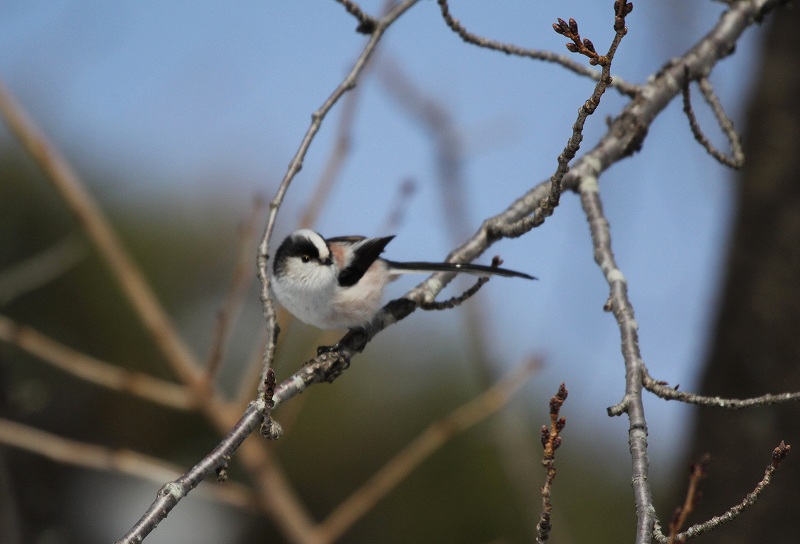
left=270, top=229, right=535, bottom=330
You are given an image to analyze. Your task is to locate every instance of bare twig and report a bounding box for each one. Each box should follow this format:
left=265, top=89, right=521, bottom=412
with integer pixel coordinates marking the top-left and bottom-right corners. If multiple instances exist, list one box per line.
left=640, top=370, right=800, bottom=410
left=0, top=418, right=256, bottom=510
left=418, top=276, right=489, bottom=311
left=204, top=196, right=266, bottom=382
left=488, top=2, right=631, bottom=241
left=436, top=0, right=639, bottom=97
left=0, top=232, right=87, bottom=305
left=667, top=454, right=710, bottom=543
left=259, top=368, right=282, bottom=440
left=536, top=383, right=568, bottom=544
left=314, top=358, right=540, bottom=543
left=697, top=76, right=744, bottom=167
left=681, top=68, right=744, bottom=169
left=654, top=442, right=791, bottom=542
left=0, top=315, right=194, bottom=410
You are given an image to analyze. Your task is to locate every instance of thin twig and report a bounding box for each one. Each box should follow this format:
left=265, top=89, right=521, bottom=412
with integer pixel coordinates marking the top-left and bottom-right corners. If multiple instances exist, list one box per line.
left=536, top=383, right=568, bottom=544
left=436, top=0, right=639, bottom=97
left=667, top=454, right=709, bottom=543
left=0, top=418, right=257, bottom=510
left=203, top=196, right=266, bottom=382
left=640, top=370, right=800, bottom=410
left=681, top=68, right=744, bottom=169
left=313, top=358, right=541, bottom=543
left=0, top=315, right=194, bottom=410
left=654, top=443, right=791, bottom=543
left=698, top=76, right=745, bottom=167
left=418, top=276, right=489, bottom=310
left=490, top=3, right=631, bottom=241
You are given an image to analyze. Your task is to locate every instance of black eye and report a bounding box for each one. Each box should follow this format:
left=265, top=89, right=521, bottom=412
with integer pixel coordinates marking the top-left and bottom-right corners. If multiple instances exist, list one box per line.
left=301, top=255, right=311, bottom=263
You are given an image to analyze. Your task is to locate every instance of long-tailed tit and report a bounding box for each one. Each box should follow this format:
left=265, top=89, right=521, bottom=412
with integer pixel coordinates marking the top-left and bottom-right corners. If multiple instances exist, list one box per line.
left=271, top=229, right=534, bottom=330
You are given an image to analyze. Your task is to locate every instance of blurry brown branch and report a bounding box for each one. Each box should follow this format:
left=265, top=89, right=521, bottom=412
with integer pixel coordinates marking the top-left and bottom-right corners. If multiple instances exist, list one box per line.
left=379, top=177, right=416, bottom=233
left=667, top=454, right=709, bottom=543
left=536, top=383, right=568, bottom=544
left=300, top=0, right=397, bottom=231
left=203, top=196, right=266, bottom=382
left=377, top=54, right=542, bottom=539
left=436, top=0, right=639, bottom=96
left=0, top=232, right=87, bottom=305
left=0, top=79, right=203, bottom=391
left=314, top=357, right=540, bottom=543
left=654, top=443, right=791, bottom=543
left=0, top=79, right=316, bottom=544
left=297, top=90, right=360, bottom=231
left=377, top=56, right=471, bottom=242
left=0, top=418, right=257, bottom=510
left=682, top=68, right=744, bottom=169
left=0, top=315, right=194, bottom=410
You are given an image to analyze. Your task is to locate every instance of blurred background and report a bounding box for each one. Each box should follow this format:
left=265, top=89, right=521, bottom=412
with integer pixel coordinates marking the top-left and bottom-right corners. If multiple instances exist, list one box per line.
left=2, top=1, right=792, bottom=543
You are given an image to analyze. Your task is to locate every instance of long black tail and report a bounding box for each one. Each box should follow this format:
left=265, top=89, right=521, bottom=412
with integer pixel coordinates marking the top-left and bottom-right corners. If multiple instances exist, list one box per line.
left=383, top=259, right=536, bottom=280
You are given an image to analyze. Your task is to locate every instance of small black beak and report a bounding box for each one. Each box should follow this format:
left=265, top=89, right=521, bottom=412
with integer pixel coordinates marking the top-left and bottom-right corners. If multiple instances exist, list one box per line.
left=321, top=256, right=333, bottom=266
